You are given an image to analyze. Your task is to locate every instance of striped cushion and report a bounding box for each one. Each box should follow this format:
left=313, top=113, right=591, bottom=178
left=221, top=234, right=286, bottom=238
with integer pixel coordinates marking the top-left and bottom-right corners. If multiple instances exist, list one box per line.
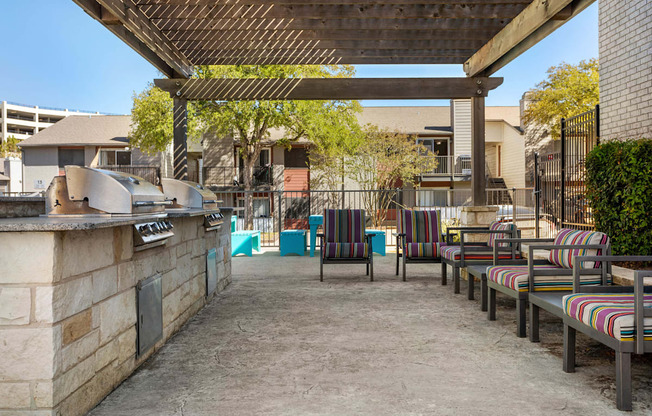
left=563, top=293, right=652, bottom=341
left=487, top=221, right=515, bottom=248
left=324, top=242, right=368, bottom=259
left=441, top=246, right=521, bottom=262
left=549, top=229, right=610, bottom=269
left=487, top=265, right=605, bottom=292
left=406, top=242, right=441, bottom=259
left=324, top=209, right=365, bottom=243
left=399, top=210, right=442, bottom=244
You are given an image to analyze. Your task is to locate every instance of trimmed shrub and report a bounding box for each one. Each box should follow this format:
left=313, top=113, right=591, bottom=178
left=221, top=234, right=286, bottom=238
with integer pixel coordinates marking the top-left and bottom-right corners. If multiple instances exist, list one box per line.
left=585, top=139, right=652, bottom=255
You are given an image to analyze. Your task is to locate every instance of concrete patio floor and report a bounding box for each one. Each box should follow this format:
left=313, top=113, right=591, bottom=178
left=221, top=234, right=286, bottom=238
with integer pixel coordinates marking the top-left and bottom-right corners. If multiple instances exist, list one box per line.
left=90, top=249, right=652, bottom=415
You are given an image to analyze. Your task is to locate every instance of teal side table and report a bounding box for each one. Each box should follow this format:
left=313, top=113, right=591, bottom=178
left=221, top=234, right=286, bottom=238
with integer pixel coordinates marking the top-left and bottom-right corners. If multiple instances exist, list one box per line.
left=309, top=215, right=323, bottom=257
left=280, top=230, right=307, bottom=256
left=365, top=229, right=386, bottom=256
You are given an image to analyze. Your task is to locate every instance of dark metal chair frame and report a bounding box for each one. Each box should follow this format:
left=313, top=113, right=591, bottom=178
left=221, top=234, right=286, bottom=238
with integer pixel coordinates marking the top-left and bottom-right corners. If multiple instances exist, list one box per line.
left=393, top=210, right=445, bottom=282
left=486, top=237, right=610, bottom=338
left=561, top=256, right=652, bottom=411
left=318, top=232, right=375, bottom=282
left=442, top=226, right=522, bottom=295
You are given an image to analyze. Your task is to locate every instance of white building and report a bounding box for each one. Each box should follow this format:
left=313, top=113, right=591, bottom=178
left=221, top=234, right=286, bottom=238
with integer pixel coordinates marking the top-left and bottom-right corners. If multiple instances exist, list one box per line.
left=0, top=101, right=101, bottom=143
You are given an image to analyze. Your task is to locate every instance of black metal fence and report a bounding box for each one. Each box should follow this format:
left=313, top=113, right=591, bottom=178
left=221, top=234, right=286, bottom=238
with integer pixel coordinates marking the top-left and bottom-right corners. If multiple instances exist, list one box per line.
left=217, top=188, right=536, bottom=247
left=534, top=105, right=600, bottom=237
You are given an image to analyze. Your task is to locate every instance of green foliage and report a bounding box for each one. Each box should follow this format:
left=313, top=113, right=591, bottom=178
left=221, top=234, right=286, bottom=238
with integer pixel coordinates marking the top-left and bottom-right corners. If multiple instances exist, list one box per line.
left=346, top=126, right=438, bottom=227
left=585, top=139, right=652, bottom=255
left=523, top=59, right=599, bottom=139
left=0, top=136, right=21, bottom=158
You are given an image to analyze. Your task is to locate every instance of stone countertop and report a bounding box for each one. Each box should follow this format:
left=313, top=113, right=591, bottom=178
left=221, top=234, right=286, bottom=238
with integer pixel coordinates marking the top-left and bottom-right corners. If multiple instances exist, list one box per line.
left=0, top=208, right=234, bottom=232
left=166, top=208, right=220, bottom=218
left=0, top=214, right=168, bottom=232
left=0, top=196, right=45, bottom=202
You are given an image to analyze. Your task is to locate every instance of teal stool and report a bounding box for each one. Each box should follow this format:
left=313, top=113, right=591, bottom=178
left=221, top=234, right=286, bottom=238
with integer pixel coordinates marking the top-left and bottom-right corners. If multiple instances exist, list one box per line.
left=231, top=216, right=236, bottom=232
left=280, top=230, right=307, bottom=256
left=366, top=229, right=386, bottom=256
left=309, top=215, right=323, bottom=257
left=231, top=230, right=261, bottom=256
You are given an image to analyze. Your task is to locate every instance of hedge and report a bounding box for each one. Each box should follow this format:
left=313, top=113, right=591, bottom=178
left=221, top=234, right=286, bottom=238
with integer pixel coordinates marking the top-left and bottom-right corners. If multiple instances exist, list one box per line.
left=585, top=139, right=652, bottom=255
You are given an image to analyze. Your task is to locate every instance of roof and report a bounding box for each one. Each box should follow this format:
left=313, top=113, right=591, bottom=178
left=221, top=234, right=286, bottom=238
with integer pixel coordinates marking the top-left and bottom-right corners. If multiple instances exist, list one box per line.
left=486, top=106, right=521, bottom=128
left=18, top=115, right=130, bottom=148
left=0, top=173, right=9, bottom=181
left=358, top=106, right=452, bottom=136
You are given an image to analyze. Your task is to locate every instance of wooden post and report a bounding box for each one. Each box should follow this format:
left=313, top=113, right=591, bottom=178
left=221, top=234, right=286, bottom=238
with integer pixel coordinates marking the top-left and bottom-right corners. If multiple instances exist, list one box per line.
left=173, top=97, right=188, bottom=180
left=471, top=96, right=486, bottom=206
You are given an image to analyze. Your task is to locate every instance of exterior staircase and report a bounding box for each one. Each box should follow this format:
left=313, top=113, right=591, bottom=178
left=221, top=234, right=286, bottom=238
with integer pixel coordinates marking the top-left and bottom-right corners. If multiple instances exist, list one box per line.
left=486, top=177, right=513, bottom=205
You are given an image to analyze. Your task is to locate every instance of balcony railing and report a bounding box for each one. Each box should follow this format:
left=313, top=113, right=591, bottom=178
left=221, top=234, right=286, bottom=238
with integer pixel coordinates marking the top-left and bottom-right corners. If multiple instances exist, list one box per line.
left=421, top=155, right=472, bottom=177
left=204, top=165, right=274, bottom=188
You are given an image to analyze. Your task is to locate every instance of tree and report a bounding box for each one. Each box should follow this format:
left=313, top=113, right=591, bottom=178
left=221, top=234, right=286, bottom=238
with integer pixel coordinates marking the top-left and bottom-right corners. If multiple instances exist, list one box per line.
left=346, top=126, right=437, bottom=227
left=523, top=58, right=599, bottom=140
left=0, top=136, right=21, bottom=158
left=130, top=65, right=360, bottom=229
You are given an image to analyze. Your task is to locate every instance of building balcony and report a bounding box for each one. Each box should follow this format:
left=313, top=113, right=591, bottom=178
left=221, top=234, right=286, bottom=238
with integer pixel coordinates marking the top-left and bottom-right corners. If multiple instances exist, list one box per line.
left=204, top=165, right=274, bottom=188
left=420, top=155, right=472, bottom=178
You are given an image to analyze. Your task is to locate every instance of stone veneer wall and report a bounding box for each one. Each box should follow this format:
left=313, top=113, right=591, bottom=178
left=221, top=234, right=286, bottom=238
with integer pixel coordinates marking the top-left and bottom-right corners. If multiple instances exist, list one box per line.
left=0, top=197, right=46, bottom=218
left=599, top=0, right=652, bottom=140
left=0, top=213, right=232, bottom=415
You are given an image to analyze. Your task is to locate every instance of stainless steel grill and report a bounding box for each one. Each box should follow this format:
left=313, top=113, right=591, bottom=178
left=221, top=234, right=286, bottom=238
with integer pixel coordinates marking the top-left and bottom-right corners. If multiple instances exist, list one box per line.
left=45, top=166, right=174, bottom=250
left=161, top=178, right=223, bottom=230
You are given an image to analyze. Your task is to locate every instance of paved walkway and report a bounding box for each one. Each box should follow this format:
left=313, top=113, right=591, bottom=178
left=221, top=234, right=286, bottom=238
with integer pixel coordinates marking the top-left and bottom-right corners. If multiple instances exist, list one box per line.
left=90, top=250, right=652, bottom=415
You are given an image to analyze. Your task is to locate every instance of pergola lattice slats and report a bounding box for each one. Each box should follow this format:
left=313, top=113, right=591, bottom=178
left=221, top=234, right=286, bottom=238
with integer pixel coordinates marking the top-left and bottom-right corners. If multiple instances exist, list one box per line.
left=135, top=0, right=533, bottom=5
left=191, top=56, right=465, bottom=65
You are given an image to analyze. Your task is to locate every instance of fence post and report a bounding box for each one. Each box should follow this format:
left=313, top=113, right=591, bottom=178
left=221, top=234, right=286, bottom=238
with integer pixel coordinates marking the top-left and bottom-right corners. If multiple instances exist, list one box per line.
left=560, top=117, right=566, bottom=229
left=534, top=153, right=540, bottom=238
left=277, top=190, right=282, bottom=244
left=512, top=187, right=517, bottom=226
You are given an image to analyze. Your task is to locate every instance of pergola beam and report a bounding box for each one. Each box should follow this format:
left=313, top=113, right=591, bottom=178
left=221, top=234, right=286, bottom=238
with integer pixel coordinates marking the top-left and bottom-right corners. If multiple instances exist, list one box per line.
left=165, top=28, right=499, bottom=42
left=140, top=4, right=527, bottom=20
left=464, top=0, right=596, bottom=76
left=136, top=0, right=532, bottom=5
left=152, top=17, right=509, bottom=32
left=193, top=56, right=465, bottom=65
left=154, top=77, right=503, bottom=101
left=73, top=0, right=180, bottom=78
left=76, top=0, right=193, bottom=78
left=175, top=39, right=487, bottom=51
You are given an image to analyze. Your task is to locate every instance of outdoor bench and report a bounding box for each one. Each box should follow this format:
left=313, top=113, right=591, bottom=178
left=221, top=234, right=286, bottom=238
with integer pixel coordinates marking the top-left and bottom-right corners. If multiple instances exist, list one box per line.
left=442, top=221, right=521, bottom=295
left=485, top=229, right=610, bottom=339
left=560, top=255, right=652, bottom=411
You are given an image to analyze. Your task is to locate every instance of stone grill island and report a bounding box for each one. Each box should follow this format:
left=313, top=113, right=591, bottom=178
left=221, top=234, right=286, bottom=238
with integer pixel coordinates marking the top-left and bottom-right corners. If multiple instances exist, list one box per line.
left=0, top=169, right=232, bottom=415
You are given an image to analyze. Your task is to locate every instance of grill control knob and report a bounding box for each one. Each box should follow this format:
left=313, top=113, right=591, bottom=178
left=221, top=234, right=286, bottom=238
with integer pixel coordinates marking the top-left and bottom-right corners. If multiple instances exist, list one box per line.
left=166, top=221, right=174, bottom=230
left=151, top=223, right=160, bottom=233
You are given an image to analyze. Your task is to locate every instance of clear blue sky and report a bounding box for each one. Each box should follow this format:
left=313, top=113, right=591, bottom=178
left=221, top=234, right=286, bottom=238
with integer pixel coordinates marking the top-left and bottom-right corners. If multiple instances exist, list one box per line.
left=0, top=0, right=599, bottom=114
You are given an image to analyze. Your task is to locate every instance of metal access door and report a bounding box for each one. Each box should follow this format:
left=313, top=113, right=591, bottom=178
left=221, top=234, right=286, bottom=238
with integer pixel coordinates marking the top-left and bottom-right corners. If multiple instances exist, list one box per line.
left=206, top=248, right=217, bottom=296
left=137, top=274, right=163, bottom=357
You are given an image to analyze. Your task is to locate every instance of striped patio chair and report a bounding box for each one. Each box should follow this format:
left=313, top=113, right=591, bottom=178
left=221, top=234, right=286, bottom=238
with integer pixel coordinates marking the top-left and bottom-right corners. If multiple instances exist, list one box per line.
left=395, top=209, right=444, bottom=281
left=441, top=220, right=521, bottom=296
left=560, top=257, right=652, bottom=411
left=318, top=209, right=374, bottom=282
left=485, top=228, right=611, bottom=339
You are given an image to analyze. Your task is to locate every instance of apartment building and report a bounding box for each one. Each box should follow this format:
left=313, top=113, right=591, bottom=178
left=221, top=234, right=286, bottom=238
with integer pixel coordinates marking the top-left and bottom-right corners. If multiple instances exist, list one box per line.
left=0, top=101, right=101, bottom=143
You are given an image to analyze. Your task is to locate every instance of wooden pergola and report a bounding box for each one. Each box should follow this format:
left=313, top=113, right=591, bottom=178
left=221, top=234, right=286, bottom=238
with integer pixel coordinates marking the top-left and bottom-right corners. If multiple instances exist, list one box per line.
left=73, top=0, right=594, bottom=205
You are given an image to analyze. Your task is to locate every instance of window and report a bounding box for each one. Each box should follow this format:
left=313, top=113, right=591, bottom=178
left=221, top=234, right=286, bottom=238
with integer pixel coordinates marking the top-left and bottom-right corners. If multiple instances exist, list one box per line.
left=417, top=138, right=448, bottom=156
left=237, top=148, right=270, bottom=169
left=237, top=197, right=271, bottom=218
left=58, top=148, right=85, bottom=168
left=99, top=149, right=131, bottom=166
left=284, top=147, right=309, bottom=168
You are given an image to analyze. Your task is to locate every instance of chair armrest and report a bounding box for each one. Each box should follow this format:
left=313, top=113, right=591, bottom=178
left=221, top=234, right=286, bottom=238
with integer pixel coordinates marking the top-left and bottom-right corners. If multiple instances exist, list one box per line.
left=634, top=270, right=652, bottom=353
left=446, top=226, right=489, bottom=232
left=572, top=255, right=652, bottom=293
left=392, top=232, right=406, bottom=237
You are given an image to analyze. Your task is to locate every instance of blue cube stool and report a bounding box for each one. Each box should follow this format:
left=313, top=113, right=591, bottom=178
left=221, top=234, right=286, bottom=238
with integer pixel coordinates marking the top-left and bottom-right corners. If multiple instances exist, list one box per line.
left=309, top=215, right=323, bottom=257
left=231, top=230, right=261, bottom=257
left=280, top=230, right=307, bottom=256
left=366, top=229, right=386, bottom=256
